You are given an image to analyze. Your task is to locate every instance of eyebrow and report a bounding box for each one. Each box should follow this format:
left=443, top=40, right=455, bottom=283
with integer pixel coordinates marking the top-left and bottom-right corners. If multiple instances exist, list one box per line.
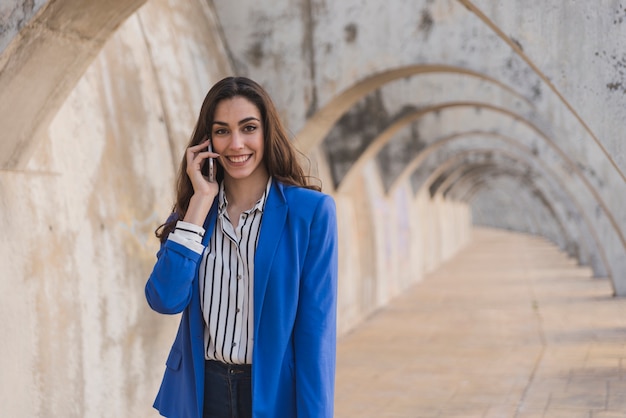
left=212, top=117, right=261, bottom=127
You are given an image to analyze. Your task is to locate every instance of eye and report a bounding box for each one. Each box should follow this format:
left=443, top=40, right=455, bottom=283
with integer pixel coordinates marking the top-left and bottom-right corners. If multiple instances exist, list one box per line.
left=213, top=128, right=228, bottom=136
left=243, top=125, right=257, bottom=133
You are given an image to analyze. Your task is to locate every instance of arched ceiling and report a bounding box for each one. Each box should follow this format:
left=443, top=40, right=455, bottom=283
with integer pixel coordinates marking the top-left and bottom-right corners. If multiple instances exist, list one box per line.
left=312, top=72, right=622, bottom=284
left=305, top=69, right=623, bottom=291
left=302, top=61, right=625, bottom=292
left=410, top=145, right=609, bottom=279
left=0, top=0, right=147, bottom=169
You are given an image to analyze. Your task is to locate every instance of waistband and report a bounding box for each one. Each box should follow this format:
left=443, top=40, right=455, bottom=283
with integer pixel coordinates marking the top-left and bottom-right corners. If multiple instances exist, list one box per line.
left=205, top=359, right=252, bottom=375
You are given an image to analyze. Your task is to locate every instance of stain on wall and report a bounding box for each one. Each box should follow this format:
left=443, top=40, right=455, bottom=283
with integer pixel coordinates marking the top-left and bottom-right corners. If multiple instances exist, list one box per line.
left=0, top=0, right=46, bottom=53
left=418, top=9, right=434, bottom=39
left=323, top=90, right=390, bottom=187
left=344, top=22, right=357, bottom=42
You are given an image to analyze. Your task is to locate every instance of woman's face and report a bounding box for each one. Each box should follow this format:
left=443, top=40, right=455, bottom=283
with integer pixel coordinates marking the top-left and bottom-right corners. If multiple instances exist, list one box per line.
left=210, top=96, right=267, bottom=184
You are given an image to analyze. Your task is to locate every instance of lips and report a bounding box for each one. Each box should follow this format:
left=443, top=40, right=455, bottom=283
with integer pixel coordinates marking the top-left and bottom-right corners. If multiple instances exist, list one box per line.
left=226, top=154, right=252, bottom=164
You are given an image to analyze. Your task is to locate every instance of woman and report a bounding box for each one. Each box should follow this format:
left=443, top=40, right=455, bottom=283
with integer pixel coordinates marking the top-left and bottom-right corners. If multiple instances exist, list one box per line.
left=145, top=76, right=338, bottom=418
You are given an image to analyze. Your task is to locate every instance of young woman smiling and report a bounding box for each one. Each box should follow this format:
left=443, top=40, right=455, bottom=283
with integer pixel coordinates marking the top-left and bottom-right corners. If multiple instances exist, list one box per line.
left=145, top=77, right=338, bottom=418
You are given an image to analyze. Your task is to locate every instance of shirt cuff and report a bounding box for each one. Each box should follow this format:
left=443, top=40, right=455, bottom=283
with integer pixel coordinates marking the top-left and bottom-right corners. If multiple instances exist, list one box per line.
left=167, top=221, right=206, bottom=254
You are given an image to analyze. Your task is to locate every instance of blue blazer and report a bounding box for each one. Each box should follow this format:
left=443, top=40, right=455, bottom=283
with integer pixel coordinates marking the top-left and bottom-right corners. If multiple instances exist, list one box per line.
left=145, top=181, right=338, bottom=418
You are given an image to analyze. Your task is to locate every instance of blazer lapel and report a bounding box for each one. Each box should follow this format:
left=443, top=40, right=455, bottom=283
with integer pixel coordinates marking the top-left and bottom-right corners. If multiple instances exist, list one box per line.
left=201, top=199, right=219, bottom=246
left=254, top=181, right=287, bottom=333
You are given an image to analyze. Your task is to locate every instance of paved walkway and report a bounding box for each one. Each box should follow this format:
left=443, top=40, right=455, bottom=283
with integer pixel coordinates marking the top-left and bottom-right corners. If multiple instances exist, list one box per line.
left=335, top=228, right=626, bottom=418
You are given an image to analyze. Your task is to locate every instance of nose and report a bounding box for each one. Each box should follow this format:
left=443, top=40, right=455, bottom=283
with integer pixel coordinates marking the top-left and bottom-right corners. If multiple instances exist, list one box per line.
left=229, top=131, right=244, bottom=150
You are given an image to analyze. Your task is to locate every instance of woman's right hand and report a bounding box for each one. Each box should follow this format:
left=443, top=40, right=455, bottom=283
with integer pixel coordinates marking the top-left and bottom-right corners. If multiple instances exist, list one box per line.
left=183, top=138, right=220, bottom=226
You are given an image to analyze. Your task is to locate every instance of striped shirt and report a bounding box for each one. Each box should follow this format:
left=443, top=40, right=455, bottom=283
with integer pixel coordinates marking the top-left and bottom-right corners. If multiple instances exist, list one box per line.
left=168, top=178, right=272, bottom=365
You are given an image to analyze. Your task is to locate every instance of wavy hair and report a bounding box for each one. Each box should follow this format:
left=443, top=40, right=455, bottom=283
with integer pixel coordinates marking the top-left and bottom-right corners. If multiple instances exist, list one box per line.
left=156, top=77, right=319, bottom=242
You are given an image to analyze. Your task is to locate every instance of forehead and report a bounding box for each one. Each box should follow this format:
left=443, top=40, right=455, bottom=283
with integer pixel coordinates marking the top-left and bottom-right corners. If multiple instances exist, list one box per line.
left=214, top=96, right=261, bottom=122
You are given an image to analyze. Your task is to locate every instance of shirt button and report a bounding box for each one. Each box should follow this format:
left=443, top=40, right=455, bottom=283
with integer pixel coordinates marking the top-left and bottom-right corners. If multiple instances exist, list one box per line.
left=237, top=274, right=242, bottom=280
left=236, top=308, right=241, bottom=313
left=233, top=342, right=237, bottom=347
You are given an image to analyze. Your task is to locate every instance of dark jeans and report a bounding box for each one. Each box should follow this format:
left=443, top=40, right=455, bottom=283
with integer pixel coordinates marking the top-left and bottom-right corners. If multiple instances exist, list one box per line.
left=203, top=360, right=252, bottom=418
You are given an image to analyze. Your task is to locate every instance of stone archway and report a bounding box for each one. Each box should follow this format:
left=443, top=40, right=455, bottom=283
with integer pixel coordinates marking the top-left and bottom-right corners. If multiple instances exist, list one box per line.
left=0, top=0, right=146, bottom=169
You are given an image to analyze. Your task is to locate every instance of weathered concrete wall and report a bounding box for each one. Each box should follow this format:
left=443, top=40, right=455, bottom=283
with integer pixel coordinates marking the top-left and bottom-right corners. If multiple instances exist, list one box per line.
left=0, top=0, right=230, bottom=416
left=0, top=0, right=148, bottom=169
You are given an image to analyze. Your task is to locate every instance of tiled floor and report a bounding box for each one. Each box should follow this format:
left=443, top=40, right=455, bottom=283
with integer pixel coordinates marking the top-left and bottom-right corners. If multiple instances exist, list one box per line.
left=335, top=228, right=626, bottom=418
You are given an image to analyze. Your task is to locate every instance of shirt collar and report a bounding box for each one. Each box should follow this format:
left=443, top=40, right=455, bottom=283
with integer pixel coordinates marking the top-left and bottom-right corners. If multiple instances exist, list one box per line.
left=218, top=177, right=273, bottom=215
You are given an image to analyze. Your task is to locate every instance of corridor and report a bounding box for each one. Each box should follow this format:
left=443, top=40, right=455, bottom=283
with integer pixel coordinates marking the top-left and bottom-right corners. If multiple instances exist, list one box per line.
left=335, top=228, right=626, bottom=418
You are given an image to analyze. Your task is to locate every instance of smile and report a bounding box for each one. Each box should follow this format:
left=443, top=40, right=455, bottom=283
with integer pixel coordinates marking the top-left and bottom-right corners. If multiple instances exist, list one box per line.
left=226, top=154, right=252, bottom=164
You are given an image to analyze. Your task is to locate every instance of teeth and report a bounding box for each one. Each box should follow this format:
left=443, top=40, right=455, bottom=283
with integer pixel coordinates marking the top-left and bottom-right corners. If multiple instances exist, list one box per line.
left=228, top=155, right=250, bottom=163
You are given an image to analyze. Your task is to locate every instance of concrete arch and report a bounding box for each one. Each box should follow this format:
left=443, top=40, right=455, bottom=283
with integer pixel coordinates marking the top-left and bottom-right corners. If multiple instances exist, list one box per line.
left=423, top=148, right=606, bottom=277
left=0, top=0, right=150, bottom=169
left=305, top=62, right=626, bottom=279
left=319, top=74, right=626, bottom=243
left=296, top=65, right=626, bottom=288
left=325, top=93, right=620, bottom=284
left=327, top=96, right=615, bottom=236
left=324, top=71, right=535, bottom=192
left=429, top=157, right=574, bottom=252
left=408, top=138, right=608, bottom=275
left=409, top=144, right=611, bottom=282
left=436, top=161, right=572, bottom=246
left=330, top=100, right=624, bottom=280
left=334, top=102, right=528, bottom=192
left=439, top=160, right=522, bottom=198
left=436, top=162, right=574, bottom=255
left=320, top=74, right=626, bottom=238
left=295, top=64, right=530, bottom=155
left=457, top=0, right=626, bottom=184
left=363, top=102, right=626, bottom=258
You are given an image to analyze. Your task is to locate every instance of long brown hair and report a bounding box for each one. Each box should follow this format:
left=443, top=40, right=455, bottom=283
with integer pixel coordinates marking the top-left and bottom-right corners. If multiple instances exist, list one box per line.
left=156, top=76, right=319, bottom=243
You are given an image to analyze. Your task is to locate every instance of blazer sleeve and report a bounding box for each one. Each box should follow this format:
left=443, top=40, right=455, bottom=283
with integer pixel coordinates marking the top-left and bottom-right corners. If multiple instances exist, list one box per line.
left=293, top=194, right=339, bottom=418
left=145, top=237, right=203, bottom=315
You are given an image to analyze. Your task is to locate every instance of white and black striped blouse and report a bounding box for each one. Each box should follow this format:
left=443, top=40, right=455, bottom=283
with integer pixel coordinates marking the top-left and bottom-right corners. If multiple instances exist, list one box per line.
left=168, top=178, right=271, bottom=365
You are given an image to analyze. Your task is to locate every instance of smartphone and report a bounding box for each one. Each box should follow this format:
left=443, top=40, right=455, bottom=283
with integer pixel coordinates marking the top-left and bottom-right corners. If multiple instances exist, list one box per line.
left=206, top=140, right=215, bottom=183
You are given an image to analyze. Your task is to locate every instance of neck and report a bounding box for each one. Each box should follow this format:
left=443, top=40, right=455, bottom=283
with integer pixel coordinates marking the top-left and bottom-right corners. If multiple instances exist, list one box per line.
left=223, top=172, right=270, bottom=210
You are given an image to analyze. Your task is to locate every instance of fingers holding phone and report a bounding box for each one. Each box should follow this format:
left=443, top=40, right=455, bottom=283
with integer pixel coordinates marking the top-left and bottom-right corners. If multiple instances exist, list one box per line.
left=185, top=138, right=218, bottom=197
left=183, top=138, right=219, bottom=224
